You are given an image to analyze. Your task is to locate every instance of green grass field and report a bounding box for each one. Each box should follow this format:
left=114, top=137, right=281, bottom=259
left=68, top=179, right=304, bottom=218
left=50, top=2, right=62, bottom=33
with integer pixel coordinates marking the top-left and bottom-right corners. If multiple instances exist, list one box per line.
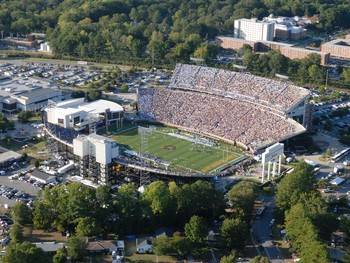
left=111, top=126, right=244, bottom=173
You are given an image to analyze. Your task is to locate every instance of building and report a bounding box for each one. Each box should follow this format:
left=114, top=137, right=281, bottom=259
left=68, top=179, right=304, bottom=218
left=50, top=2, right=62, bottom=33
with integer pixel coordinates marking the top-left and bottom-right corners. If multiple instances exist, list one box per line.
left=136, top=238, right=153, bottom=254
left=274, top=23, right=307, bottom=41
left=86, top=239, right=124, bottom=254
left=321, top=38, right=350, bottom=60
left=234, top=18, right=275, bottom=41
left=279, top=46, right=330, bottom=65
left=30, top=170, right=57, bottom=184
left=42, top=98, right=123, bottom=185
left=0, top=75, right=62, bottom=113
left=0, top=148, right=22, bottom=168
left=73, top=134, right=119, bottom=185
left=33, top=242, right=65, bottom=254
left=43, top=98, right=124, bottom=131
left=139, top=63, right=310, bottom=152
left=39, top=42, right=52, bottom=53
left=215, top=36, right=258, bottom=52
left=215, top=36, right=330, bottom=65
left=263, top=15, right=308, bottom=41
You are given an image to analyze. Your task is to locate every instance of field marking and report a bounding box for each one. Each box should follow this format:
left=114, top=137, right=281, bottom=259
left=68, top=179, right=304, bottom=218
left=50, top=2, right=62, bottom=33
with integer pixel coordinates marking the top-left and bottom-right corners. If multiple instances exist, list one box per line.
left=202, top=154, right=238, bottom=173
left=113, top=126, right=244, bottom=173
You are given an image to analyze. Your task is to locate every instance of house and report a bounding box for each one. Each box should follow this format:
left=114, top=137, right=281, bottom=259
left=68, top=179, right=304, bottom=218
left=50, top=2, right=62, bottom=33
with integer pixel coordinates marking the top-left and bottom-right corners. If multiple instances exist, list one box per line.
left=206, top=230, right=219, bottom=246
left=86, top=239, right=124, bottom=254
left=30, top=169, right=56, bottom=184
left=136, top=237, right=153, bottom=254
left=33, top=242, right=65, bottom=254
left=155, top=227, right=173, bottom=238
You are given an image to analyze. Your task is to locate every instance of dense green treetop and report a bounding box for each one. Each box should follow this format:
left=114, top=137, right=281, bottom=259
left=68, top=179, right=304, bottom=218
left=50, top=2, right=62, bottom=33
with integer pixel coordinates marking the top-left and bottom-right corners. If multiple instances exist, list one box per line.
left=276, top=161, right=316, bottom=213
left=0, top=0, right=349, bottom=64
left=2, top=241, right=48, bottom=263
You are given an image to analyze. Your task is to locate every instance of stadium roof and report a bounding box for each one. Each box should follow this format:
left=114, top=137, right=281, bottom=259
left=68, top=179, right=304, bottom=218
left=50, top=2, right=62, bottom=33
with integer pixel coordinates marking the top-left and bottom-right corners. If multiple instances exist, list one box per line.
left=54, top=98, right=123, bottom=114
left=80, top=99, right=123, bottom=113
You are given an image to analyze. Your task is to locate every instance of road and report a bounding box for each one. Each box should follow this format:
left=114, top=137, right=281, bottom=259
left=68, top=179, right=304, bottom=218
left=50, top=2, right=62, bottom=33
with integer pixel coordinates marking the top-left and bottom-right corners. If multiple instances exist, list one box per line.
left=251, top=197, right=284, bottom=263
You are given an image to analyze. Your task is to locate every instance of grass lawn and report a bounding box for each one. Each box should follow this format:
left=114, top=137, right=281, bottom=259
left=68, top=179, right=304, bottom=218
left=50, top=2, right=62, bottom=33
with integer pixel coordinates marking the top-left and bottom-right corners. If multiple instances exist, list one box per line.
left=126, top=254, right=176, bottom=263
left=111, top=127, right=243, bottom=173
left=0, top=138, right=23, bottom=151
left=22, top=226, right=68, bottom=242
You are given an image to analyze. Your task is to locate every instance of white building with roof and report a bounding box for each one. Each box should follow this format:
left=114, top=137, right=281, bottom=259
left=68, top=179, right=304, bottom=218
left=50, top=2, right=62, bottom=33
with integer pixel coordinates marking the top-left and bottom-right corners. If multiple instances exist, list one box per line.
left=0, top=75, right=62, bottom=113
left=73, top=133, right=119, bottom=185
left=43, top=98, right=124, bottom=131
left=234, top=18, right=275, bottom=41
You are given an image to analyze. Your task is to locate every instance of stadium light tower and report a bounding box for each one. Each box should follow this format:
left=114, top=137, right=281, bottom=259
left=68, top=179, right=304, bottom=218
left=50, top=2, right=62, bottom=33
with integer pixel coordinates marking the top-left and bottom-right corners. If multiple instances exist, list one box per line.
left=138, top=127, right=153, bottom=187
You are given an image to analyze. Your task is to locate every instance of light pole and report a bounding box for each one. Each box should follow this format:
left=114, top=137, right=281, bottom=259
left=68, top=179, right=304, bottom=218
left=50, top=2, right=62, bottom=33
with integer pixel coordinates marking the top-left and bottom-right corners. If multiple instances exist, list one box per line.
left=325, top=69, right=330, bottom=89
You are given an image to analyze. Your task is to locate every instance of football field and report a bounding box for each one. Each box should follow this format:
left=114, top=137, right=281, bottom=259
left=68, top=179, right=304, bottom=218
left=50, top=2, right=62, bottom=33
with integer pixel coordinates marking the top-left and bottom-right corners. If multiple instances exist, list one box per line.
left=111, top=126, right=244, bottom=173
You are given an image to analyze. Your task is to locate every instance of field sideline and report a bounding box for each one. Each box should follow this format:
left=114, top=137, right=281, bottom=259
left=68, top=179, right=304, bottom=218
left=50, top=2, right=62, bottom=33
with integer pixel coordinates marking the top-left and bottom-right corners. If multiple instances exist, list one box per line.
left=111, top=126, right=243, bottom=173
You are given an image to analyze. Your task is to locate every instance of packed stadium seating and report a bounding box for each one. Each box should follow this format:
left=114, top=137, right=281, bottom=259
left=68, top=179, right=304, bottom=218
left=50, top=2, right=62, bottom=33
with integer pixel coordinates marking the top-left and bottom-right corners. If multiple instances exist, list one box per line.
left=138, top=64, right=308, bottom=151
left=169, top=63, right=309, bottom=113
left=45, top=122, right=81, bottom=144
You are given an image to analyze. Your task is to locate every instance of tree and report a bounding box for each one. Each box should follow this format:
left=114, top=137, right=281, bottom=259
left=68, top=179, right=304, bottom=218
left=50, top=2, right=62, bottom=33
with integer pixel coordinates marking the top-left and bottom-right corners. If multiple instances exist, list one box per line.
left=67, top=236, right=87, bottom=262
left=193, top=43, right=218, bottom=63
left=121, top=83, right=129, bottom=93
left=276, top=161, right=315, bottom=213
left=251, top=256, right=270, bottom=263
left=227, top=181, right=258, bottom=220
left=11, top=201, right=32, bottom=225
left=87, top=89, right=102, bottom=101
left=71, top=90, right=85, bottom=98
left=142, top=181, right=176, bottom=225
left=53, top=248, right=67, bottom=263
left=323, top=119, right=332, bottom=131
left=220, top=252, right=236, bottom=263
left=220, top=218, right=248, bottom=250
left=184, top=215, right=207, bottom=244
left=10, top=223, right=23, bottom=244
left=17, top=111, right=32, bottom=123
left=175, top=180, right=224, bottom=225
left=152, top=235, right=192, bottom=258
left=324, top=148, right=332, bottom=159
left=75, top=217, right=97, bottom=237
left=2, top=241, right=47, bottom=263
left=33, top=201, right=52, bottom=229
left=342, top=68, right=350, bottom=82
left=116, top=183, right=142, bottom=234
left=0, top=113, right=14, bottom=131
left=285, top=203, right=329, bottom=263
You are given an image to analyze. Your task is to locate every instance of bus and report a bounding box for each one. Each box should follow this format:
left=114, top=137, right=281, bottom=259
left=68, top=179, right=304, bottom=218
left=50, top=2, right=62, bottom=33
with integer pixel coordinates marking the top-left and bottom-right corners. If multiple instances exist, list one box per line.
left=331, top=148, right=350, bottom=162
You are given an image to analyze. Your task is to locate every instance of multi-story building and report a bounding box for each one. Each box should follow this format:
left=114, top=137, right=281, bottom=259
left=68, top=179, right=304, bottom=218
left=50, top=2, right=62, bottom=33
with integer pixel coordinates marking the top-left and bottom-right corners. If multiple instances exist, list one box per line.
left=234, top=18, right=275, bottom=41
left=321, top=38, right=350, bottom=60
left=274, top=23, right=307, bottom=41
left=42, top=98, right=123, bottom=185
left=73, top=134, right=119, bottom=185
left=215, top=36, right=258, bottom=52
left=0, top=75, right=62, bottom=113
left=215, top=36, right=330, bottom=65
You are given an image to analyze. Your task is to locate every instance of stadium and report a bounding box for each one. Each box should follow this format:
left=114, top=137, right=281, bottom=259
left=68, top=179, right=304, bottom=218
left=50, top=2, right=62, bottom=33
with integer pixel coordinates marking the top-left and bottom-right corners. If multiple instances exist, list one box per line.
left=42, top=63, right=311, bottom=185
left=138, top=64, right=311, bottom=152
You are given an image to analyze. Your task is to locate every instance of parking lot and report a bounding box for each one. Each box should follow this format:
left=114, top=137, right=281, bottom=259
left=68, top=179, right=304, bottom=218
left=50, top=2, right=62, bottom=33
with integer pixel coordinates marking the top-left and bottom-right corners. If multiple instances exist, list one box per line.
left=0, top=166, right=39, bottom=207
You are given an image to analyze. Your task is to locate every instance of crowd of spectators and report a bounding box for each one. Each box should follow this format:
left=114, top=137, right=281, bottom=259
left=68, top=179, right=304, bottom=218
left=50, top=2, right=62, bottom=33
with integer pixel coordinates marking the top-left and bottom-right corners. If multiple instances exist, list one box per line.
left=170, top=63, right=309, bottom=113
left=138, top=87, right=304, bottom=151
left=44, top=122, right=80, bottom=144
